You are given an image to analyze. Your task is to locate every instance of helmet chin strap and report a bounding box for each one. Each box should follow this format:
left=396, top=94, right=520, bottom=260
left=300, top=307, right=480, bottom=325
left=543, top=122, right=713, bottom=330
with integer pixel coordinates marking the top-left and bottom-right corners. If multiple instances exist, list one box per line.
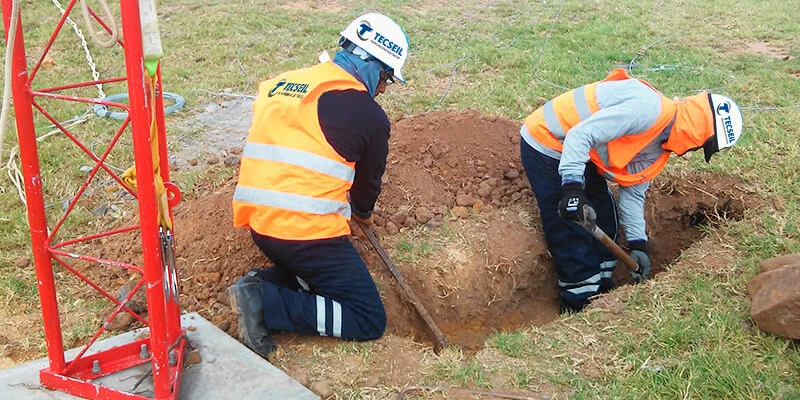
left=702, top=134, right=719, bottom=163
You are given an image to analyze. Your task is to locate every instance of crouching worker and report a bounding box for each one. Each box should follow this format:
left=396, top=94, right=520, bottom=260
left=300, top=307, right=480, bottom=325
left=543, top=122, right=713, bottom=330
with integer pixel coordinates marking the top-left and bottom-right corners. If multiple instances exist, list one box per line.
left=519, top=68, right=743, bottom=313
left=226, top=13, right=409, bottom=358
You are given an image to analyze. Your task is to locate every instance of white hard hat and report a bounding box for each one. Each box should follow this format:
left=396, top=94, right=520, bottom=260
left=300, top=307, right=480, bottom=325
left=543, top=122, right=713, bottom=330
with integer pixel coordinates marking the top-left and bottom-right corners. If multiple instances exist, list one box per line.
left=704, top=94, right=743, bottom=162
left=340, top=13, right=409, bottom=83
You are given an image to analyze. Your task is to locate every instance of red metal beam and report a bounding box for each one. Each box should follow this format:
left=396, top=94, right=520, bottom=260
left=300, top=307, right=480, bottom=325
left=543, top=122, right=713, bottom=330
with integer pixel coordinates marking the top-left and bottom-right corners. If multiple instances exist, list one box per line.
left=4, top=0, right=186, bottom=396
left=51, top=256, right=148, bottom=326
left=2, top=0, right=67, bottom=373
left=37, top=76, right=128, bottom=93
left=41, top=369, right=159, bottom=400
left=50, top=248, right=144, bottom=275
left=119, top=1, right=176, bottom=397
left=65, top=337, right=152, bottom=381
left=28, top=0, right=79, bottom=82
left=86, top=3, right=125, bottom=48
left=52, top=224, right=141, bottom=249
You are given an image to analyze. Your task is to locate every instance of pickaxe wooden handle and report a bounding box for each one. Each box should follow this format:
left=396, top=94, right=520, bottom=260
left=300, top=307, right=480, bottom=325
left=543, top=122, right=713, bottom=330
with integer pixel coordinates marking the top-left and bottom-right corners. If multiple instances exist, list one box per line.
left=355, top=220, right=450, bottom=353
left=578, top=220, right=641, bottom=273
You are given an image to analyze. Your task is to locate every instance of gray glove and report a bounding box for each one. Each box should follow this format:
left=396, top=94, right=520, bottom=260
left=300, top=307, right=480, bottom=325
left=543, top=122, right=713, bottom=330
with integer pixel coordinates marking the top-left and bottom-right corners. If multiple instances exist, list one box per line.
left=628, top=240, right=652, bottom=282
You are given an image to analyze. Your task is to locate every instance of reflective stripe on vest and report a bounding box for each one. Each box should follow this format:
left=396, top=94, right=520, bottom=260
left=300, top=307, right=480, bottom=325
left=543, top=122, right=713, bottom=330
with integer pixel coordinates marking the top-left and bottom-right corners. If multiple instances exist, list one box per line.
left=233, top=186, right=351, bottom=218
left=242, top=142, right=355, bottom=183
left=542, top=100, right=565, bottom=137
left=541, top=85, right=597, bottom=137
left=524, top=68, right=675, bottom=186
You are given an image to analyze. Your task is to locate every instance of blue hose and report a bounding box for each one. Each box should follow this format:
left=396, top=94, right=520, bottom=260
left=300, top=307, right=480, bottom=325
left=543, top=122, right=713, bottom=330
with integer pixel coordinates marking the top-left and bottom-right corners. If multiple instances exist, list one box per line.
left=93, top=92, right=185, bottom=120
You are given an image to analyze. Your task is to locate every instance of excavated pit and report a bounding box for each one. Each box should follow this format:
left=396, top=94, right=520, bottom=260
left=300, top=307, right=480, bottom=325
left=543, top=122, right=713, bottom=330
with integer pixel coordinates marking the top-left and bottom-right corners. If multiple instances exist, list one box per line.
left=81, top=110, right=753, bottom=350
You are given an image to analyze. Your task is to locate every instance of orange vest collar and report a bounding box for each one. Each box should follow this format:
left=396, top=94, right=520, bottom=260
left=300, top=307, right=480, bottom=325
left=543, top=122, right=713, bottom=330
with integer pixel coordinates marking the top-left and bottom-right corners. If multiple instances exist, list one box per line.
left=664, top=92, right=714, bottom=156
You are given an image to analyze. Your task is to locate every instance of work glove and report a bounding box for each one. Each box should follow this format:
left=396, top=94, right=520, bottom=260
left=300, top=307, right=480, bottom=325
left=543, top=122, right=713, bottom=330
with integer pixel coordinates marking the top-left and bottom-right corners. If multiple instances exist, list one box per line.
left=558, top=182, right=596, bottom=223
left=352, top=213, right=374, bottom=228
left=628, top=240, right=652, bottom=282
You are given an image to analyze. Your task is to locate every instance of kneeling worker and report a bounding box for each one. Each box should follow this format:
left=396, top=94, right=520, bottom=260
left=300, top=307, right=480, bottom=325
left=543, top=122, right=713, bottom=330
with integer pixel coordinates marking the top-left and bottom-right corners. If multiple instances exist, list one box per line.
left=227, top=13, right=409, bottom=358
left=519, top=68, right=743, bottom=313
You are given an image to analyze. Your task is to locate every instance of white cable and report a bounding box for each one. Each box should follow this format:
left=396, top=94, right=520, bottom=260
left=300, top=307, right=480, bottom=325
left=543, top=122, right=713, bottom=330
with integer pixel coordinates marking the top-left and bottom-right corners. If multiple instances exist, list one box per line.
left=4, top=115, right=91, bottom=204
left=51, top=0, right=105, bottom=98
left=6, top=147, right=25, bottom=203
left=0, top=0, right=21, bottom=162
left=78, top=0, right=118, bottom=48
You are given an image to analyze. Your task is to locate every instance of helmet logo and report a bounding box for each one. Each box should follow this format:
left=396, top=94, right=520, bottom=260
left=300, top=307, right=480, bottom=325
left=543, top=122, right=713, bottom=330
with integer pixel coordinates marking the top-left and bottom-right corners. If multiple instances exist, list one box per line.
left=716, top=101, right=731, bottom=116
left=357, top=21, right=373, bottom=41
left=722, top=115, right=736, bottom=144
left=714, top=100, right=736, bottom=145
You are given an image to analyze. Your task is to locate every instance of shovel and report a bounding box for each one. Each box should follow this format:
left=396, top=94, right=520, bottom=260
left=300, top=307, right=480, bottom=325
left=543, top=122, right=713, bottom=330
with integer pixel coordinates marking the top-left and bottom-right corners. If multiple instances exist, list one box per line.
left=577, top=219, right=641, bottom=273
left=354, top=220, right=450, bottom=353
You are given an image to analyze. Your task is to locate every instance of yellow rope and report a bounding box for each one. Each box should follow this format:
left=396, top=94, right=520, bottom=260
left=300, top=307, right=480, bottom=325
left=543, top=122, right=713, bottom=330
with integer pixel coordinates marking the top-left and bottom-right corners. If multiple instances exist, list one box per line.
left=121, top=74, right=172, bottom=230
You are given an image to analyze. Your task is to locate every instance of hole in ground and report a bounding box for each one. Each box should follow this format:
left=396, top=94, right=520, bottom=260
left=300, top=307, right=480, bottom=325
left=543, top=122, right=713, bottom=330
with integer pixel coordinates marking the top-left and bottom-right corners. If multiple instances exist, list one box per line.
left=367, top=179, right=749, bottom=350
left=362, top=112, right=754, bottom=350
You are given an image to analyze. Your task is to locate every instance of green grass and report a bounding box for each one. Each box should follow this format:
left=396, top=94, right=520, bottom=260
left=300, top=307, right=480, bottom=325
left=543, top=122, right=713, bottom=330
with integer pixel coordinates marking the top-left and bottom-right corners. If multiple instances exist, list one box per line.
left=424, top=348, right=491, bottom=388
left=489, top=331, right=530, bottom=358
left=390, top=223, right=454, bottom=265
left=1, top=0, right=799, bottom=397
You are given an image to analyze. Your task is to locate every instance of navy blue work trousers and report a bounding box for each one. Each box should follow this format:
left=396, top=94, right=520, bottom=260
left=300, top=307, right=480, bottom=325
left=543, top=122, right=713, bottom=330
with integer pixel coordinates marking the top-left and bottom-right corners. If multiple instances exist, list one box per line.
left=249, top=230, right=386, bottom=341
left=520, top=141, right=618, bottom=311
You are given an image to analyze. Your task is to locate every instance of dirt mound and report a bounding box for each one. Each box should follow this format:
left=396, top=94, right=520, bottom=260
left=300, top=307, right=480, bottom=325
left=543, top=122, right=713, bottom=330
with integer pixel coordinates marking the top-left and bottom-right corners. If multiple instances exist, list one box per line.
left=384, top=110, right=525, bottom=210
left=75, top=110, right=756, bottom=350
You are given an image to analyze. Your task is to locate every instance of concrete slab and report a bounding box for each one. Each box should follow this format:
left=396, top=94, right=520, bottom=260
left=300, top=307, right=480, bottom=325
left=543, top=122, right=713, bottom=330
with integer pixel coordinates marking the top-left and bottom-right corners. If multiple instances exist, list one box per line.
left=0, top=312, right=318, bottom=400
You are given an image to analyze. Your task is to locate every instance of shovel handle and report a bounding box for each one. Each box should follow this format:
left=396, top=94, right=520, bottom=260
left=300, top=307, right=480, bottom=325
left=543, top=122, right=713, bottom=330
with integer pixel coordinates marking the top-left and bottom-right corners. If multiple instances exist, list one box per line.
left=581, top=222, right=641, bottom=272
left=355, top=220, right=450, bottom=352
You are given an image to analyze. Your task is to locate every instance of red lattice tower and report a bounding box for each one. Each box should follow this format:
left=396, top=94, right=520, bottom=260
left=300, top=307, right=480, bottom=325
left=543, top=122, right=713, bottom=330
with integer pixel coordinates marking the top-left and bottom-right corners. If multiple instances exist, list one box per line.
left=2, top=0, right=186, bottom=398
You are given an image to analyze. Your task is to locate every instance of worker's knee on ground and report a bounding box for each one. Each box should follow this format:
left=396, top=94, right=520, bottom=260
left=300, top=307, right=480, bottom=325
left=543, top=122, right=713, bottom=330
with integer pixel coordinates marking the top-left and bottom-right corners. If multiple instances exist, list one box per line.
left=353, top=304, right=386, bottom=341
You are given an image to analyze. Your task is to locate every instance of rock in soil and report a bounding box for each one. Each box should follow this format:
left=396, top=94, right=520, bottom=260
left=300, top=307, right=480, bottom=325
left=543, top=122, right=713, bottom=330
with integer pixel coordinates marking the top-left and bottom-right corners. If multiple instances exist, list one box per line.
left=102, top=311, right=136, bottom=332
left=223, top=155, right=241, bottom=167
left=391, top=211, right=409, bottom=227
left=456, top=194, right=477, bottom=207
left=385, top=221, right=400, bottom=235
left=504, top=168, right=520, bottom=180
left=426, top=215, right=444, bottom=229
left=414, top=207, right=434, bottom=224
left=195, top=272, right=221, bottom=284
left=758, top=253, right=800, bottom=274
left=115, top=279, right=148, bottom=314
left=310, top=380, right=333, bottom=398
left=748, top=264, right=800, bottom=339
left=422, top=154, right=434, bottom=167
left=451, top=206, right=470, bottom=219
left=373, top=226, right=389, bottom=237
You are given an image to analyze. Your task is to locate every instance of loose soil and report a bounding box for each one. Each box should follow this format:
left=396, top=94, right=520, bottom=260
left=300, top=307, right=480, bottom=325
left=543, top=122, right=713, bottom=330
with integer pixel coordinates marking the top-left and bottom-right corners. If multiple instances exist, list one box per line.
left=66, top=110, right=758, bottom=356
left=730, top=41, right=794, bottom=60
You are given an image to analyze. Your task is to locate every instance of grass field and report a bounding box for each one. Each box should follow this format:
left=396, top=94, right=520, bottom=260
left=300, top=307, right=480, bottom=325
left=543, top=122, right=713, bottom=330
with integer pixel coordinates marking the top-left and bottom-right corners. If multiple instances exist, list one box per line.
left=1, top=0, right=799, bottom=398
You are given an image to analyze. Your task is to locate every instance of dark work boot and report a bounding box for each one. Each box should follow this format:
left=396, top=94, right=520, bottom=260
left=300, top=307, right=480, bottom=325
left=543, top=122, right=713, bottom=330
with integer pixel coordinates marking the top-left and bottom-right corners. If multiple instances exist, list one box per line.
left=226, top=271, right=277, bottom=359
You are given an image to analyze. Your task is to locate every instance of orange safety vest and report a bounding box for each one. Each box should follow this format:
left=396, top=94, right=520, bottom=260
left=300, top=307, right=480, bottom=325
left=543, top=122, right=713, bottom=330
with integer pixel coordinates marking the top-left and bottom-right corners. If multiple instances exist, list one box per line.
left=524, top=68, right=677, bottom=186
left=233, top=61, right=364, bottom=240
